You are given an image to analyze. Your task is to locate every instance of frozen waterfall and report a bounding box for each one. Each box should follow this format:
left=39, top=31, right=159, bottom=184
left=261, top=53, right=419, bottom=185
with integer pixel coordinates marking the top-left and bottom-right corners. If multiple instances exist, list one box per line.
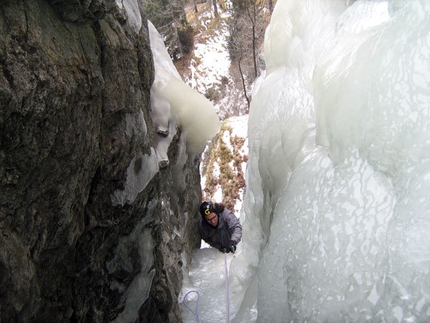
left=180, top=0, right=430, bottom=322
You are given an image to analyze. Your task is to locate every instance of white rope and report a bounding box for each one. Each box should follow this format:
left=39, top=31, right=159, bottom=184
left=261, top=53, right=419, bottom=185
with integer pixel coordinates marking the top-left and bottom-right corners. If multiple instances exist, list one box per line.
left=225, top=252, right=230, bottom=323
left=183, top=290, right=201, bottom=323
left=183, top=252, right=231, bottom=323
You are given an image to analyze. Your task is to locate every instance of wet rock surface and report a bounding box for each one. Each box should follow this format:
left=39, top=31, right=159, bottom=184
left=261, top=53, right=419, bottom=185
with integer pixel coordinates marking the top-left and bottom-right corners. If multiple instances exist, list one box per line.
left=0, top=1, right=201, bottom=322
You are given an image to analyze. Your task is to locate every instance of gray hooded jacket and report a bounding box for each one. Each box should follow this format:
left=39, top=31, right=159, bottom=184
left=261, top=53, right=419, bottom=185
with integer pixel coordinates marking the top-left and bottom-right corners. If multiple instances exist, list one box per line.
left=199, top=207, right=242, bottom=251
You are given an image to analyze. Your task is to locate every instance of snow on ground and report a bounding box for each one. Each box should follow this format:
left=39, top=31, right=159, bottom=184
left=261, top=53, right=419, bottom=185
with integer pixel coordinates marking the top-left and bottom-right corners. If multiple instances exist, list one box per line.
left=185, top=7, right=233, bottom=110
left=225, top=115, right=248, bottom=139
left=189, top=27, right=231, bottom=94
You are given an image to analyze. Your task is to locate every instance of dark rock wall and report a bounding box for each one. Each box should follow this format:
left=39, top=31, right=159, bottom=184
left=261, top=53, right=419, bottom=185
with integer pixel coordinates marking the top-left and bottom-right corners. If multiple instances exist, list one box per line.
left=0, top=1, right=201, bottom=322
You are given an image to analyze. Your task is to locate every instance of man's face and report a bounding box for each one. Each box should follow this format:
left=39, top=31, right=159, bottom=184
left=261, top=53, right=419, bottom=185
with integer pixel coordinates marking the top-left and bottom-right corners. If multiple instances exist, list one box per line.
left=205, top=212, right=219, bottom=227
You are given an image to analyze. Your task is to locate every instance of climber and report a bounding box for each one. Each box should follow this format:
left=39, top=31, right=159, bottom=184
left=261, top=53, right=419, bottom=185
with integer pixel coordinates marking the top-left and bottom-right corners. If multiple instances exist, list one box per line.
left=199, top=201, right=242, bottom=253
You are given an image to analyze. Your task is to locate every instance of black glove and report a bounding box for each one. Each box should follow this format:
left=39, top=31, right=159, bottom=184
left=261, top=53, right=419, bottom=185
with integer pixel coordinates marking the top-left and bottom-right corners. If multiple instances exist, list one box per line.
left=219, top=247, right=228, bottom=253
left=229, top=241, right=236, bottom=253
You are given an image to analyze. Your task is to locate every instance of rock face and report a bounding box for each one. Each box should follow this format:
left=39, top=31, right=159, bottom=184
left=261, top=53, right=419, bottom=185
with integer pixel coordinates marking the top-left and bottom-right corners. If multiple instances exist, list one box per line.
left=0, top=1, right=201, bottom=322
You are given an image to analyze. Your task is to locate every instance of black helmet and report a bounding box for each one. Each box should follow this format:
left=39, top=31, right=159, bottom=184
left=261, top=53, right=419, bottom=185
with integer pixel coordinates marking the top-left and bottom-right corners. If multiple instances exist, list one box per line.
left=199, top=201, right=216, bottom=216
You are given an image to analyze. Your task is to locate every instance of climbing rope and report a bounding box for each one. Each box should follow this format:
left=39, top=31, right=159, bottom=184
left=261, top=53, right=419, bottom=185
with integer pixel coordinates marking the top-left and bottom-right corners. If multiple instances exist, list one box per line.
left=183, top=252, right=231, bottom=323
left=224, top=252, right=231, bottom=323
left=183, top=290, right=201, bottom=323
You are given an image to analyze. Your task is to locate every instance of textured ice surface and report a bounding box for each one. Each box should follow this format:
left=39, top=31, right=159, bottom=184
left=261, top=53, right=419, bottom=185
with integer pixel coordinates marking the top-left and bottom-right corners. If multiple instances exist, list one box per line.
left=182, top=0, right=430, bottom=322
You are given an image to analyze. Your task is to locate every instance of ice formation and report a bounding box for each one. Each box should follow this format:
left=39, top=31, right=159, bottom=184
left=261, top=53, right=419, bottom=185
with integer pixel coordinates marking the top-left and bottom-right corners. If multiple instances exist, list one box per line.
left=181, top=0, right=430, bottom=322
left=148, top=21, right=220, bottom=156
left=116, top=0, right=142, bottom=32
left=125, top=110, right=147, bottom=138
left=110, top=149, right=159, bottom=206
left=108, top=208, right=157, bottom=323
left=150, top=90, right=177, bottom=168
left=111, top=20, right=220, bottom=205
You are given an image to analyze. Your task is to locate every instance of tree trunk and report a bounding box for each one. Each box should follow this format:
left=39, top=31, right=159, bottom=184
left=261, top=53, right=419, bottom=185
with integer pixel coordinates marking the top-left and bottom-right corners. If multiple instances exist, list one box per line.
left=212, top=0, right=218, bottom=17
left=252, top=23, right=258, bottom=79
left=238, top=56, right=250, bottom=109
left=268, top=0, right=273, bottom=13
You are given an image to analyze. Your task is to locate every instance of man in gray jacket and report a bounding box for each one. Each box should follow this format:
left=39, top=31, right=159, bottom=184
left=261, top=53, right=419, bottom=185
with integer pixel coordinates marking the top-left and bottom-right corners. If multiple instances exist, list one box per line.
left=199, top=201, right=242, bottom=253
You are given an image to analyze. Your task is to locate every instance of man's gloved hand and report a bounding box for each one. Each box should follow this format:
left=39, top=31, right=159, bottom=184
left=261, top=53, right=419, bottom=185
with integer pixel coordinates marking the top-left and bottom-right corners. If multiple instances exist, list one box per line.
left=229, top=241, right=236, bottom=253
left=219, top=247, right=228, bottom=253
